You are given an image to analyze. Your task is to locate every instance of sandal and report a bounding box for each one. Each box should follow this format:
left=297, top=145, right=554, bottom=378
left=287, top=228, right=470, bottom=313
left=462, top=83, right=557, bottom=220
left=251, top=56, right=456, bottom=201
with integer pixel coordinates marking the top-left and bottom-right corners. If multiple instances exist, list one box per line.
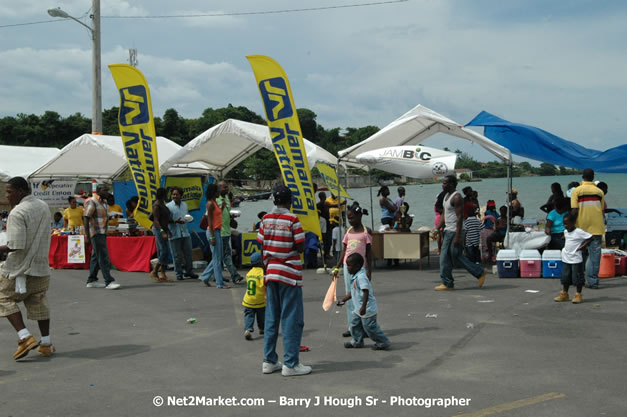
left=158, top=273, right=174, bottom=283
left=149, top=271, right=160, bottom=282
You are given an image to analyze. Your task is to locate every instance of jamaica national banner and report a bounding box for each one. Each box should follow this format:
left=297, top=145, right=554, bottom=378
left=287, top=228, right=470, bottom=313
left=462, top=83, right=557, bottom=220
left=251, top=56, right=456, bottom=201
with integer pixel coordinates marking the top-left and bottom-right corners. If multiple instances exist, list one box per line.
left=315, top=162, right=351, bottom=199
left=247, top=55, right=321, bottom=239
left=108, top=64, right=159, bottom=230
left=164, top=177, right=203, bottom=211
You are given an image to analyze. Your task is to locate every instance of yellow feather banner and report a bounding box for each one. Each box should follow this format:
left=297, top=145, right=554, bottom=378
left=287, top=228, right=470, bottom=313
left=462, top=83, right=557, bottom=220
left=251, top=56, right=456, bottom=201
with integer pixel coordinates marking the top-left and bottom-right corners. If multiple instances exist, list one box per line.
left=108, top=64, right=159, bottom=230
left=247, top=55, right=321, bottom=239
left=315, top=161, right=351, bottom=199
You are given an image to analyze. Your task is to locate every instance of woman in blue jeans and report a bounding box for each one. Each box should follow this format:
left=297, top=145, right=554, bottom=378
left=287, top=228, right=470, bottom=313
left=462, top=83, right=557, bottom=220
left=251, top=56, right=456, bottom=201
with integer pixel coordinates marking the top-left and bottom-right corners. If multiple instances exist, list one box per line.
left=199, top=184, right=230, bottom=288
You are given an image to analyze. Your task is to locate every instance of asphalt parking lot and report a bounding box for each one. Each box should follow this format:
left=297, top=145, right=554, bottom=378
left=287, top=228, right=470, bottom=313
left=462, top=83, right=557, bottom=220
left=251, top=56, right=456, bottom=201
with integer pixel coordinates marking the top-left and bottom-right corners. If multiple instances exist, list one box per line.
left=1, top=262, right=626, bottom=417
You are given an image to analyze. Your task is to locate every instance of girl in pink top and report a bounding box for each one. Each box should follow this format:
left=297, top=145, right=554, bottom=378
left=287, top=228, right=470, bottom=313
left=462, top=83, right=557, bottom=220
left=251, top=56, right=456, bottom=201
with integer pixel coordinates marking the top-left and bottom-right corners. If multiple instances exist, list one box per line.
left=333, top=202, right=372, bottom=337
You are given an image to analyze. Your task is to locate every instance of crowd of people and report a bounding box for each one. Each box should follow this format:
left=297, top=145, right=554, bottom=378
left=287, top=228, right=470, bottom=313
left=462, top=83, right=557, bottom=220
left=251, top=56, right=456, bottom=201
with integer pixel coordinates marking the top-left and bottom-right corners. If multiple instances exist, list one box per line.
left=0, top=168, right=620, bottom=373
left=432, top=169, right=618, bottom=304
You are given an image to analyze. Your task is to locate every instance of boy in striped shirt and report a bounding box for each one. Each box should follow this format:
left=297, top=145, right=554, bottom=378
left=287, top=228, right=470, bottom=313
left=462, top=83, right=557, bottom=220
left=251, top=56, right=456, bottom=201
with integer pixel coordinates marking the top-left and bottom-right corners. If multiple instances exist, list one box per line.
left=257, top=185, right=311, bottom=377
left=463, top=206, right=483, bottom=264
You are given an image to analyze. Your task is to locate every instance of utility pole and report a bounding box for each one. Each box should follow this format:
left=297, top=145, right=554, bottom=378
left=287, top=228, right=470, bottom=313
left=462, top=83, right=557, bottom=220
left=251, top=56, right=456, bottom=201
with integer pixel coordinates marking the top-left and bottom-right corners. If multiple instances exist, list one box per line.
left=91, top=0, right=102, bottom=134
left=129, top=48, right=138, bottom=67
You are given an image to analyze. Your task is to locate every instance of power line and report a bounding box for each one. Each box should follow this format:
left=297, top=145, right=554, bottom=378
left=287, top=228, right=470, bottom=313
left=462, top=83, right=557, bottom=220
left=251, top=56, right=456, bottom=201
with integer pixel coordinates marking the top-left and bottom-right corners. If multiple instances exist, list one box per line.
left=0, top=0, right=408, bottom=28
left=0, top=19, right=64, bottom=29
left=102, top=0, right=408, bottom=19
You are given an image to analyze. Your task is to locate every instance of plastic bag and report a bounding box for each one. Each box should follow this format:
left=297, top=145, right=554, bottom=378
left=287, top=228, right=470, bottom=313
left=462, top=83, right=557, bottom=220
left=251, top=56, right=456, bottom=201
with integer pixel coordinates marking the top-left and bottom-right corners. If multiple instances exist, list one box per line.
left=15, top=276, right=27, bottom=294
left=322, top=277, right=337, bottom=311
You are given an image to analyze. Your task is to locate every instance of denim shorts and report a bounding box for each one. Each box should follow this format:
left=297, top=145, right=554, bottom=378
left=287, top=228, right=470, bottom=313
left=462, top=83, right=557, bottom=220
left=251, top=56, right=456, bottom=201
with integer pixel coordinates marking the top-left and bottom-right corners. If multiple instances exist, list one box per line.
left=152, top=227, right=170, bottom=265
left=561, top=262, right=584, bottom=287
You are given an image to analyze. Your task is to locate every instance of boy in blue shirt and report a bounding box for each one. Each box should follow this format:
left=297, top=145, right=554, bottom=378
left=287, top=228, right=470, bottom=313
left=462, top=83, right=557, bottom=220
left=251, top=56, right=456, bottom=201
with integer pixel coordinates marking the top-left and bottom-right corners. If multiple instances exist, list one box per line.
left=337, top=253, right=390, bottom=350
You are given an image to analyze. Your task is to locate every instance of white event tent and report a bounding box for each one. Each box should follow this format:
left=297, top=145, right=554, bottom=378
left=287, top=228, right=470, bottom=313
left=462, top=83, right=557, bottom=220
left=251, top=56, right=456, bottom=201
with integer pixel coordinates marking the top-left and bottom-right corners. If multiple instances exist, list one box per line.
left=29, top=134, right=205, bottom=181
left=160, top=119, right=338, bottom=178
left=337, top=104, right=514, bottom=233
left=1, top=145, right=60, bottom=209
left=0, top=145, right=60, bottom=180
left=338, top=105, right=512, bottom=164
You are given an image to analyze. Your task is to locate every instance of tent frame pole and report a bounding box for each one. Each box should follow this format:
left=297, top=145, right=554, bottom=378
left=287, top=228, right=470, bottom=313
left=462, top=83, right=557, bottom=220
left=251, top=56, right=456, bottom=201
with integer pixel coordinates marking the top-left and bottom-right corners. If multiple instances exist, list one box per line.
left=368, top=167, right=374, bottom=231
left=334, top=160, right=344, bottom=269
left=505, top=162, right=512, bottom=248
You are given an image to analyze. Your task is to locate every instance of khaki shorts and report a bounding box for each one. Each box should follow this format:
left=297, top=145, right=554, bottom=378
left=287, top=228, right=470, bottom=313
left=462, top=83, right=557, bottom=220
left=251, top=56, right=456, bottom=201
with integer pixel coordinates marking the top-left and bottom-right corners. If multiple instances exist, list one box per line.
left=0, top=273, right=50, bottom=320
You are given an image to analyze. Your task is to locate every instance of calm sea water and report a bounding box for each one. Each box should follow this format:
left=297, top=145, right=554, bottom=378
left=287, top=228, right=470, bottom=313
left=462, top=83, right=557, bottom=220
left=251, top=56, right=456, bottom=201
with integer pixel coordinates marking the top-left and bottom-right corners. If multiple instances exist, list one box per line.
left=233, top=174, right=627, bottom=233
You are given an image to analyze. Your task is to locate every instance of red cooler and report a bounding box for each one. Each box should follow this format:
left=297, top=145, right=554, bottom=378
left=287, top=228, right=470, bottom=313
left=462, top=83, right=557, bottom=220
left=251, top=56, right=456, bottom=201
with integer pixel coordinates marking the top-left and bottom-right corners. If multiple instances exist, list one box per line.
left=520, top=249, right=542, bottom=278
left=614, top=255, right=626, bottom=276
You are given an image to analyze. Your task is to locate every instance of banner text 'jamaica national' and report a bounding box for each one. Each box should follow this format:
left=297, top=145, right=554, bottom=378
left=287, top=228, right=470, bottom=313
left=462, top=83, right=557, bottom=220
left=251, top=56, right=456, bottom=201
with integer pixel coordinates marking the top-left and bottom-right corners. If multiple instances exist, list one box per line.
left=108, top=64, right=159, bottom=230
left=247, top=55, right=321, bottom=239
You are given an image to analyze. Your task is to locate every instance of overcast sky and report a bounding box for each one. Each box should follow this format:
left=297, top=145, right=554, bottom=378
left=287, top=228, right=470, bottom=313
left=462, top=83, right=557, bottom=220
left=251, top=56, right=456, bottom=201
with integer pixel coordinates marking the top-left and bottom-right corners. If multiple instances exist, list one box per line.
left=1, top=0, right=626, bottom=162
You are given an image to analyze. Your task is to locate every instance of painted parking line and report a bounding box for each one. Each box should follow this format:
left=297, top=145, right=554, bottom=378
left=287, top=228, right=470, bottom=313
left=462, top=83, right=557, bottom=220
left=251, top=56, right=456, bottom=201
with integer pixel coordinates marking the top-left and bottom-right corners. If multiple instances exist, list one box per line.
left=454, top=392, right=567, bottom=417
left=232, top=286, right=244, bottom=328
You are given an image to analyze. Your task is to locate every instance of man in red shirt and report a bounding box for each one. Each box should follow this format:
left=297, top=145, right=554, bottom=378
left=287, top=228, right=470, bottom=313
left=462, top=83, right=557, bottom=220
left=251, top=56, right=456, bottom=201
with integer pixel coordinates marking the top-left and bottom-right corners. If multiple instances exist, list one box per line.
left=257, top=185, right=310, bottom=377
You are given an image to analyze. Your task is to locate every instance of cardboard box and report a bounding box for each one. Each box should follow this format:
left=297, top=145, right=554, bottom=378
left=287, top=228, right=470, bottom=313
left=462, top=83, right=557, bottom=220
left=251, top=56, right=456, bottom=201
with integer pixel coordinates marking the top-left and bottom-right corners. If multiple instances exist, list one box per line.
left=192, top=247, right=205, bottom=262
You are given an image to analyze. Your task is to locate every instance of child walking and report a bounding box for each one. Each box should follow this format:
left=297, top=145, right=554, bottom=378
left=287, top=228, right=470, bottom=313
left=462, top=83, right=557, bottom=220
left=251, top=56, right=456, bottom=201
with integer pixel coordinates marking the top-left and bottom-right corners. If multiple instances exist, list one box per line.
left=554, top=214, right=593, bottom=304
left=463, top=205, right=483, bottom=264
left=337, top=253, right=390, bottom=350
left=243, top=251, right=265, bottom=340
left=331, top=223, right=344, bottom=265
left=332, top=202, right=372, bottom=338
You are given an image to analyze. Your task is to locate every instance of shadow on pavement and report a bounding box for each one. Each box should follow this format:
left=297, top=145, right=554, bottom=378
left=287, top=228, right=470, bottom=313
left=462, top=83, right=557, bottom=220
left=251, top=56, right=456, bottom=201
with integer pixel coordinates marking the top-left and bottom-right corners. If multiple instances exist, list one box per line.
left=55, top=344, right=150, bottom=360
left=313, top=355, right=403, bottom=374
left=385, top=326, right=439, bottom=337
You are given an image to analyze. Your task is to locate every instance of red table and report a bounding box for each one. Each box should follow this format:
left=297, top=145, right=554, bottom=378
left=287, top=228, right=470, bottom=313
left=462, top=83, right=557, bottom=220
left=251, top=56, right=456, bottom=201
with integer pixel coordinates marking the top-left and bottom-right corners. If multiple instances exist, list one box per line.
left=49, top=235, right=156, bottom=272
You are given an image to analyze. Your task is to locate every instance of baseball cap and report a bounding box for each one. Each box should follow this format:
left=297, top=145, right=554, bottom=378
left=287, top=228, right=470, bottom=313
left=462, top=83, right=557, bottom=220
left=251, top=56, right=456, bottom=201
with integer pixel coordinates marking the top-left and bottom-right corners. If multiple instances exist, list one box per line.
left=272, top=185, right=292, bottom=204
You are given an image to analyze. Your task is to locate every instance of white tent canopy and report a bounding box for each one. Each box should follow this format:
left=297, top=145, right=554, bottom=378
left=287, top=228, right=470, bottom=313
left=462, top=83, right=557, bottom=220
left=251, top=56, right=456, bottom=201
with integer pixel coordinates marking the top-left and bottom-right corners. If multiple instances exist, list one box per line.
left=160, top=119, right=339, bottom=177
left=338, top=105, right=512, bottom=164
left=0, top=145, right=60, bottom=181
left=29, top=134, right=205, bottom=181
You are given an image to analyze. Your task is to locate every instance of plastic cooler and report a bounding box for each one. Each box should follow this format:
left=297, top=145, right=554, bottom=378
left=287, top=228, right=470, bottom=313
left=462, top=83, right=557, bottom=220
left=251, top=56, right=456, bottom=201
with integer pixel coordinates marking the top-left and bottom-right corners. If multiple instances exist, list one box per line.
left=496, top=249, right=519, bottom=278
left=615, top=254, right=627, bottom=276
left=542, top=250, right=562, bottom=278
left=599, top=249, right=616, bottom=278
left=520, top=249, right=542, bottom=278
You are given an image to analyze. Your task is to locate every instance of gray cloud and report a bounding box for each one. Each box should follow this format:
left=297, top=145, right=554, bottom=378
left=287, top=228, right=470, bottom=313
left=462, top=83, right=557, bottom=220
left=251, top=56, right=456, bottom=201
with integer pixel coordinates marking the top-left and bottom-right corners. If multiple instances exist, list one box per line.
left=0, top=0, right=626, bottom=159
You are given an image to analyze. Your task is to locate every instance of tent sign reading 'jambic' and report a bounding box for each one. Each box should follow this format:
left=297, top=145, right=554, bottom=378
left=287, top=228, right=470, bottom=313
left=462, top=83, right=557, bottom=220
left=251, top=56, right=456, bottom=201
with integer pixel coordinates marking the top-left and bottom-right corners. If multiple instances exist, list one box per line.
left=355, top=145, right=457, bottom=179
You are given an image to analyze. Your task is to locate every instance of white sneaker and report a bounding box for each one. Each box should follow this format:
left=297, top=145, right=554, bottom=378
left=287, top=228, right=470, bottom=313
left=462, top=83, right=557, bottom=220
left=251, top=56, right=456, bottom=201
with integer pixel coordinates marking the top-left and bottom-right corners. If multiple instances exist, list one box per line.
left=281, top=363, right=312, bottom=377
left=86, top=282, right=106, bottom=288
left=105, top=282, right=121, bottom=290
left=262, top=361, right=282, bottom=374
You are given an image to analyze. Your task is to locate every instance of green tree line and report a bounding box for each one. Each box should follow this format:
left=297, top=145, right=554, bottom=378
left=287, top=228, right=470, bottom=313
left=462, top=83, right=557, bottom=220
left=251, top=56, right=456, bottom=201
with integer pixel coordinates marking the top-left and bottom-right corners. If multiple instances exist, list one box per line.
left=450, top=149, right=581, bottom=179
left=0, top=105, right=377, bottom=180
left=0, top=106, right=576, bottom=180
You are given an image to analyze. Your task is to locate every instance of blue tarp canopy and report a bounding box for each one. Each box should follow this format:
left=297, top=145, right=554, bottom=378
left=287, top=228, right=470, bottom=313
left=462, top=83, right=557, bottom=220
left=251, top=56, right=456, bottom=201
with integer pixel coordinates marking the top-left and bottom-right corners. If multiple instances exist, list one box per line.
left=466, top=111, right=627, bottom=173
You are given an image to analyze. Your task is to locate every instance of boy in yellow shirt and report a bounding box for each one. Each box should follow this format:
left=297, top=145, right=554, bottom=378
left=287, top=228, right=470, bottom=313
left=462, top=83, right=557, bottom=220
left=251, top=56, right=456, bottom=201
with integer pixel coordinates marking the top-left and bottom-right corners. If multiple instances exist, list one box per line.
left=243, top=251, right=265, bottom=340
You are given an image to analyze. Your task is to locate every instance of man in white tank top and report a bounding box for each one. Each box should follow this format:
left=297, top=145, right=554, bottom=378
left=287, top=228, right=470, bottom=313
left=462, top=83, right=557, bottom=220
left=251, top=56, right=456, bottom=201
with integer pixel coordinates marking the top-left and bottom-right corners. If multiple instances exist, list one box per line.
left=434, top=175, right=487, bottom=290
